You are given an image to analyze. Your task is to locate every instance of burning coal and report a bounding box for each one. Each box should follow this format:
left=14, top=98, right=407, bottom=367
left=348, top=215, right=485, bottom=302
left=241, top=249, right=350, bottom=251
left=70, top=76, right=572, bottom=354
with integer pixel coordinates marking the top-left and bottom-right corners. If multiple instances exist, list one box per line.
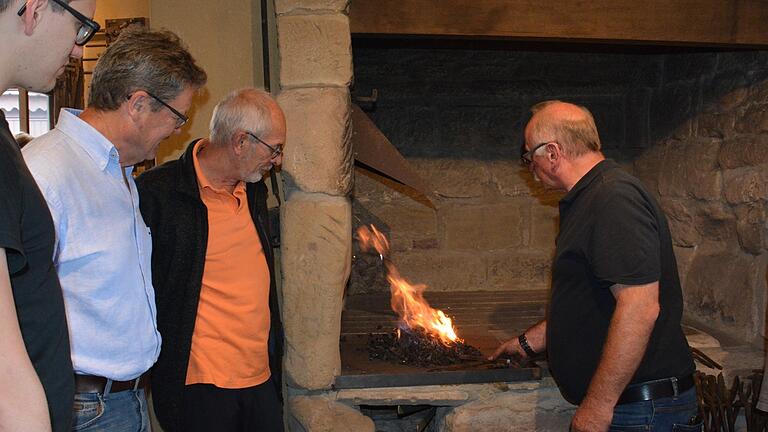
left=356, top=225, right=462, bottom=346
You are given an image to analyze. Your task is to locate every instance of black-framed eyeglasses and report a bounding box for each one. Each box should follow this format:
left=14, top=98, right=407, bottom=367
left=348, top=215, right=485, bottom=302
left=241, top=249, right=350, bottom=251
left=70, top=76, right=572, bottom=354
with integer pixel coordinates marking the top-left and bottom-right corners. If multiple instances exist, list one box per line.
left=520, top=141, right=551, bottom=166
left=246, top=131, right=283, bottom=159
left=18, top=0, right=101, bottom=46
left=144, top=90, right=189, bottom=129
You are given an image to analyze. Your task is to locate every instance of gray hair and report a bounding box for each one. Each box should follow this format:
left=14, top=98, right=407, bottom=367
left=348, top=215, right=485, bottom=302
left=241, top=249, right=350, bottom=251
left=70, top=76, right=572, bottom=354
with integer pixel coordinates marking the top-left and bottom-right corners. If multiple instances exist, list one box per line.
left=209, top=88, right=276, bottom=145
left=88, top=28, right=207, bottom=112
left=529, top=100, right=601, bottom=157
left=1, top=0, right=72, bottom=13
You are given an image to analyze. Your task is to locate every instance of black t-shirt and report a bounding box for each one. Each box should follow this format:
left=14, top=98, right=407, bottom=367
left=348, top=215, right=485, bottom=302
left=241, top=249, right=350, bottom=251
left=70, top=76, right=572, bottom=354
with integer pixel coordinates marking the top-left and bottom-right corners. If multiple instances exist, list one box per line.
left=547, top=159, right=695, bottom=405
left=0, top=112, right=74, bottom=431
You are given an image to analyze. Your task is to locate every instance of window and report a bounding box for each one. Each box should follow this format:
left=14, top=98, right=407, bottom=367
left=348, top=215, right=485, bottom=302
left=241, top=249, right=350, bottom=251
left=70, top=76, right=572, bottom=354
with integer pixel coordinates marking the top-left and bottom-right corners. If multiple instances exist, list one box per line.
left=1, top=89, right=52, bottom=137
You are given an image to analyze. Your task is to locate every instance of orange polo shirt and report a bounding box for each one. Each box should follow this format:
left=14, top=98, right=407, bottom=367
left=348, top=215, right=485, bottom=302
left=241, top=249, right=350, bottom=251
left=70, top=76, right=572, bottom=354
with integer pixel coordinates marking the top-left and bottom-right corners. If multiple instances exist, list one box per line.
left=185, top=141, right=271, bottom=388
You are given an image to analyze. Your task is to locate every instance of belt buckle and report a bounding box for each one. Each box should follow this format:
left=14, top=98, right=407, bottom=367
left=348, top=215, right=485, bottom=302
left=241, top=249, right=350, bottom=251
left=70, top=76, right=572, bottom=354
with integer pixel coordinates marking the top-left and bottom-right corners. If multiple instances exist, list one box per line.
left=670, top=376, right=679, bottom=397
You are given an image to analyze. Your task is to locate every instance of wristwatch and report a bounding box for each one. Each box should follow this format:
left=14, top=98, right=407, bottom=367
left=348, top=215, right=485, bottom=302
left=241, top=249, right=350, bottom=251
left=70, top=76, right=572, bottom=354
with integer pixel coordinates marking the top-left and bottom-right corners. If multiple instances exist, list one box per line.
left=518, top=333, right=537, bottom=358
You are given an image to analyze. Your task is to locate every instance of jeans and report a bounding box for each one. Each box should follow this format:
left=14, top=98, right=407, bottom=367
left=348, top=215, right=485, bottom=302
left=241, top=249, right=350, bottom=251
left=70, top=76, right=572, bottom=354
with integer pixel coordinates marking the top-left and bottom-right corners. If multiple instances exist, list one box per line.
left=609, top=386, right=702, bottom=431
left=72, top=387, right=150, bottom=432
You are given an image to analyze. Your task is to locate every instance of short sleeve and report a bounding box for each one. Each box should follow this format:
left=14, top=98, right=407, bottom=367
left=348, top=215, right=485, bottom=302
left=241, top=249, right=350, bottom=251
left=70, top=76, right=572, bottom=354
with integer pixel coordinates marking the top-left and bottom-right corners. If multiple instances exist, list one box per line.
left=0, top=159, right=27, bottom=274
left=588, top=181, right=660, bottom=288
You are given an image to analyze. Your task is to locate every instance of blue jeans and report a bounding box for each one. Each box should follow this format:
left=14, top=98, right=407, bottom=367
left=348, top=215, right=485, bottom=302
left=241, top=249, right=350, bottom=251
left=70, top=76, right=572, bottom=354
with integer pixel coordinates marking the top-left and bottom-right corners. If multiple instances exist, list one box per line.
left=609, top=386, right=702, bottom=431
left=72, top=387, right=150, bottom=431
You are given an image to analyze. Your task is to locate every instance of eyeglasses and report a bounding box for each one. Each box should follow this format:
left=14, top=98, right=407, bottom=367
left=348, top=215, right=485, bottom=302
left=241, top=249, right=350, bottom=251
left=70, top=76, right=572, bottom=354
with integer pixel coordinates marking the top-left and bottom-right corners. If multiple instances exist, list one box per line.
left=18, top=0, right=101, bottom=46
left=246, top=131, right=283, bottom=159
left=520, top=141, right=551, bottom=166
left=144, top=91, right=189, bottom=129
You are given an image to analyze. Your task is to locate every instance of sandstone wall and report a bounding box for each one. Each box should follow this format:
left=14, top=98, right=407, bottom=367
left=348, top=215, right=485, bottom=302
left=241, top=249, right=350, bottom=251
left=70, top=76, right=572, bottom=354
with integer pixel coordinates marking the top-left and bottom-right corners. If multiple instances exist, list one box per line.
left=350, top=42, right=768, bottom=344
left=634, top=51, right=768, bottom=343
left=276, top=0, right=353, bottom=391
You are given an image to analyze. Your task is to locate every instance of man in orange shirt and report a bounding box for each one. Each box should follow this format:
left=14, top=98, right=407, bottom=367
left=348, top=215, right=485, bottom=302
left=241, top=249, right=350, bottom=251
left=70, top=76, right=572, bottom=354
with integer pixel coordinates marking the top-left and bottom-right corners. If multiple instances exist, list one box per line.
left=137, top=88, right=285, bottom=432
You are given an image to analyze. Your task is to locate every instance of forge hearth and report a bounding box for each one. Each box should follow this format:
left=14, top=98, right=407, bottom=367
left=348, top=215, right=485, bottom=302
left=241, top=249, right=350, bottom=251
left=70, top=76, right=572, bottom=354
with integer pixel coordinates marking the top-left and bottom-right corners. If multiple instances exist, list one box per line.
left=336, top=290, right=547, bottom=389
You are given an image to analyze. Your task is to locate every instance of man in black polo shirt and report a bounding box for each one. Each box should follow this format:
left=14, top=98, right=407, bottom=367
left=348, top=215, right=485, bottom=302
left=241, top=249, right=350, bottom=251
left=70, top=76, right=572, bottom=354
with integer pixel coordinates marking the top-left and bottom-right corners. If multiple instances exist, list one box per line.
left=491, top=100, right=698, bottom=431
left=0, top=0, right=96, bottom=430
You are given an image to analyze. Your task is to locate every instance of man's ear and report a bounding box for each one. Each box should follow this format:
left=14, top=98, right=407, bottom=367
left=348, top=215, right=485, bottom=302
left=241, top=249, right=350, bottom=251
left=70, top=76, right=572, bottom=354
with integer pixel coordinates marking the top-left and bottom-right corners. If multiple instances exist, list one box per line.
left=21, top=0, right=46, bottom=37
left=546, top=142, right=559, bottom=162
left=125, top=92, right=148, bottom=121
left=233, top=132, right=248, bottom=156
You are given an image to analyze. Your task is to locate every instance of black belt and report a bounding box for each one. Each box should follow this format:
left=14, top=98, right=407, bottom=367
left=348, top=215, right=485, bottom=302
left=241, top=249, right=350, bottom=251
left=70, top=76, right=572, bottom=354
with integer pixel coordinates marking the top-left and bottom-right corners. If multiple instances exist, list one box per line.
left=617, top=375, right=695, bottom=405
left=75, top=374, right=148, bottom=394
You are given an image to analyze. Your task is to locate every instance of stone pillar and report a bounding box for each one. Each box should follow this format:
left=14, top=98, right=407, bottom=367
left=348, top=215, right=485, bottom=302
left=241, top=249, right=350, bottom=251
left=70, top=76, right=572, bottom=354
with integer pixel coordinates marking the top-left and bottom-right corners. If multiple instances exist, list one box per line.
left=275, top=0, right=353, bottom=393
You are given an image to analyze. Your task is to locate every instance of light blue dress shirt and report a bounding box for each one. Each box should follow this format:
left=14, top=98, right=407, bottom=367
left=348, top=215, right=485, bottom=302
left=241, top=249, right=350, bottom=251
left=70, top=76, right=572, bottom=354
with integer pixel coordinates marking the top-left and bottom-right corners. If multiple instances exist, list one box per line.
left=23, top=109, right=161, bottom=381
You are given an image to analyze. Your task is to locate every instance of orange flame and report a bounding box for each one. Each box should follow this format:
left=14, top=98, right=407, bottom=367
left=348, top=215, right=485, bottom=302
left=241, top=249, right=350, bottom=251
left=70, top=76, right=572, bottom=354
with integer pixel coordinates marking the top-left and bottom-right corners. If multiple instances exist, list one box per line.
left=357, top=225, right=462, bottom=345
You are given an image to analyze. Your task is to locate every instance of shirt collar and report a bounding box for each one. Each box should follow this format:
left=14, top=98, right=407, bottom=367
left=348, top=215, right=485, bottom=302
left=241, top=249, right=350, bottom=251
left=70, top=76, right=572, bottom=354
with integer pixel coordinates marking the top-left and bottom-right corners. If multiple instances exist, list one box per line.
left=560, top=159, right=617, bottom=206
left=57, top=108, right=120, bottom=172
left=192, top=140, right=246, bottom=196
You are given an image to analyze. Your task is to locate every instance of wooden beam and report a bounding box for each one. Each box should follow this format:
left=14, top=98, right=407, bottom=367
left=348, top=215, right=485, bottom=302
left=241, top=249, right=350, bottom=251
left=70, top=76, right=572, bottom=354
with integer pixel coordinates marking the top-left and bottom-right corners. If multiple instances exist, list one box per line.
left=350, top=0, right=768, bottom=47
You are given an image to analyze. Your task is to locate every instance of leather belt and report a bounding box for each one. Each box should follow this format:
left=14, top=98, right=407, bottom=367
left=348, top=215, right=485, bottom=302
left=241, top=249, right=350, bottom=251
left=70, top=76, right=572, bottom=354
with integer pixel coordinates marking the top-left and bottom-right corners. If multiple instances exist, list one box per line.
left=617, top=375, right=695, bottom=405
left=74, top=374, right=148, bottom=394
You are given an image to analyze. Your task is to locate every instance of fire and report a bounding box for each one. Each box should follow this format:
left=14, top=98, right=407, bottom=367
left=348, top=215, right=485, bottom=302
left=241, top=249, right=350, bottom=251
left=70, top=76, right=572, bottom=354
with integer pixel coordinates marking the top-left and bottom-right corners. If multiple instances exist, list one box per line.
left=357, top=225, right=462, bottom=346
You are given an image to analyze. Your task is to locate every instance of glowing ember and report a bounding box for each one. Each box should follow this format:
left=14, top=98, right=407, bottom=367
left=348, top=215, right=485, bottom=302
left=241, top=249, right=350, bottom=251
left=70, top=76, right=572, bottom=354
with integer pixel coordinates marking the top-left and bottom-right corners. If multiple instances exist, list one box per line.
left=357, top=225, right=462, bottom=346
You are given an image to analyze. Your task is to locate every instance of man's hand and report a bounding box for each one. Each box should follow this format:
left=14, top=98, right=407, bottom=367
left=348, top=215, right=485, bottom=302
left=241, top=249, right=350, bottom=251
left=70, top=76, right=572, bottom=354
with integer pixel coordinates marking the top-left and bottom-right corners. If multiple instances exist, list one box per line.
left=488, top=337, right=524, bottom=361
left=488, top=319, right=547, bottom=361
left=570, top=399, right=613, bottom=432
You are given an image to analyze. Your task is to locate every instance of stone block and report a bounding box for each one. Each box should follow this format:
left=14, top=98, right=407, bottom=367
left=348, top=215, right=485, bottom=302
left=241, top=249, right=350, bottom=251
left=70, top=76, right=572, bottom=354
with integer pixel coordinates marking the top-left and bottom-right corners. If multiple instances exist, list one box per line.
left=723, top=165, right=768, bottom=204
left=697, top=112, right=736, bottom=139
left=694, top=202, right=737, bottom=241
left=735, top=104, right=768, bottom=134
left=278, top=14, right=352, bottom=88
left=734, top=203, right=768, bottom=255
left=485, top=251, right=553, bottom=291
left=529, top=203, right=559, bottom=250
left=389, top=250, right=486, bottom=292
left=438, top=386, right=575, bottom=432
left=660, top=198, right=700, bottom=247
left=441, top=203, right=525, bottom=251
left=411, top=159, right=491, bottom=199
left=718, top=135, right=768, bottom=169
left=289, top=396, right=374, bottom=432
left=685, top=248, right=759, bottom=332
left=352, top=201, right=437, bottom=252
left=278, top=87, right=353, bottom=196
left=353, top=167, right=425, bottom=205
left=275, top=0, right=349, bottom=15
left=488, top=160, right=536, bottom=198
left=659, top=139, right=722, bottom=200
left=281, top=192, right=352, bottom=389
left=632, top=149, right=663, bottom=197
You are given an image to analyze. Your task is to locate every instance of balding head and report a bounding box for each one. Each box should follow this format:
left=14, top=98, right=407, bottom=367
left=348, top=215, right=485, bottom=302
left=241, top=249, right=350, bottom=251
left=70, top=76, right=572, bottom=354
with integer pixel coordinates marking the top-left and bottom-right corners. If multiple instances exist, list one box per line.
left=525, top=100, right=601, bottom=158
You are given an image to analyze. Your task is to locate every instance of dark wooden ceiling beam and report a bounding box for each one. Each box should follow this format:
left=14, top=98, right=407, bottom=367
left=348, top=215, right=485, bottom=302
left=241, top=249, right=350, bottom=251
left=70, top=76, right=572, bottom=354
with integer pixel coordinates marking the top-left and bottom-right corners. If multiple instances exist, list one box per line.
left=350, top=0, right=768, bottom=47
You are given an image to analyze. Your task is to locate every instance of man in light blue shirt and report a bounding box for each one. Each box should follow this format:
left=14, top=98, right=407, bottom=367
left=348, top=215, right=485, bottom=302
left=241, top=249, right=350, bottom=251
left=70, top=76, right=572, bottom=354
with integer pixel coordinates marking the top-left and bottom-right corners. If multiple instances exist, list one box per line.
left=24, top=28, right=207, bottom=431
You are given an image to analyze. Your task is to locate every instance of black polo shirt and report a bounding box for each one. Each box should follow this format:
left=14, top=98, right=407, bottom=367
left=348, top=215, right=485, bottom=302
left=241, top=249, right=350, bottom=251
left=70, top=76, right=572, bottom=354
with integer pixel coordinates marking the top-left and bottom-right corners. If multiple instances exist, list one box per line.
left=0, top=112, right=74, bottom=431
left=547, top=159, right=695, bottom=405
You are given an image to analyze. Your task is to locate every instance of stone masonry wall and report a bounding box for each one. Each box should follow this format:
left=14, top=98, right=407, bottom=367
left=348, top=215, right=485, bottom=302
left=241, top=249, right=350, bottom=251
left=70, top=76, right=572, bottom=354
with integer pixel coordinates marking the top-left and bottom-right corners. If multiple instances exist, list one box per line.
left=350, top=41, right=768, bottom=345
left=634, top=51, right=768, bottom=344
left=350, top=41, right=664, bottom=295
left=276, top=0, right=354, bottom=393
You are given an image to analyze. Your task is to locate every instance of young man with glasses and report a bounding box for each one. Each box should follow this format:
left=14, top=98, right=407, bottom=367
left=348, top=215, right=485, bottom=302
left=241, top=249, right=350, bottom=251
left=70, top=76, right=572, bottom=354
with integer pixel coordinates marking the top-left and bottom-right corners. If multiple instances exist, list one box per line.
left=136, top=88, right=286, bottom=432
left=0, top=0, right=95, bottom=430
left=492, top=101, right=699, bottom=431
left=22, top=28, right=206, bottom=431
